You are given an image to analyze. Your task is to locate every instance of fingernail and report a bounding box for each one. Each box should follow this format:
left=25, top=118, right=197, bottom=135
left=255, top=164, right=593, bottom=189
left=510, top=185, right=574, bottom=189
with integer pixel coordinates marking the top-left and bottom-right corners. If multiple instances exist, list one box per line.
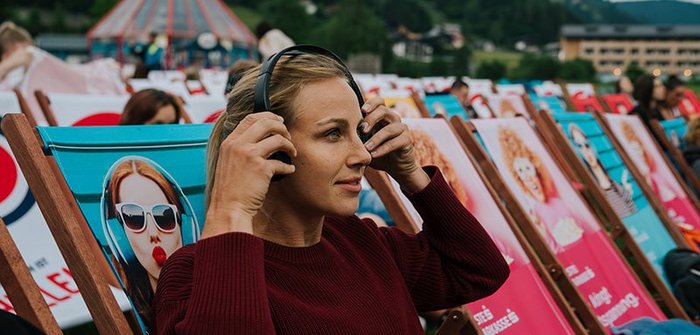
left=370, top=150, right=377, bottom=157
left=361, top=104, right=370, bottom=112
left=365, top=141, right=375, bottom=151
left=360, top=121, right=369, bottom=132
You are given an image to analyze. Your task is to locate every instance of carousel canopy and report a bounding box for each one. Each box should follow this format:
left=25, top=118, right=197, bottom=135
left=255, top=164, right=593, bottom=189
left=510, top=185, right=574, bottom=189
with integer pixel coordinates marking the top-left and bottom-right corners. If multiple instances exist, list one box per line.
left=87, top=0, right=256, bottom=45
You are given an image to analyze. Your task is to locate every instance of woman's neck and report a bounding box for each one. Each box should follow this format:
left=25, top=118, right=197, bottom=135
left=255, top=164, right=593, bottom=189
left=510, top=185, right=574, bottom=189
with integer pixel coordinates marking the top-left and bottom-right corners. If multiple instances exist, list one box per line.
left=252, top=202, right=324, bottom=247
left=591, top=165, right=612, bottom=189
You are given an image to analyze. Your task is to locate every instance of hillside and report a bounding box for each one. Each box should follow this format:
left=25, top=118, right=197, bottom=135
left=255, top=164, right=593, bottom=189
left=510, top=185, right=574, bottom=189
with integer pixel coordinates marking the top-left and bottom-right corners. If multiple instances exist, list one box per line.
left=613, top=0, right=700, bottom=24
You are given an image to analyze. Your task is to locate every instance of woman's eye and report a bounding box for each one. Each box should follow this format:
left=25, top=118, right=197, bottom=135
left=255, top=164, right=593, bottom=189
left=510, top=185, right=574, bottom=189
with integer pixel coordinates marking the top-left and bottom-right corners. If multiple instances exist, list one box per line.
left=325, top=128, right=342, bottom=139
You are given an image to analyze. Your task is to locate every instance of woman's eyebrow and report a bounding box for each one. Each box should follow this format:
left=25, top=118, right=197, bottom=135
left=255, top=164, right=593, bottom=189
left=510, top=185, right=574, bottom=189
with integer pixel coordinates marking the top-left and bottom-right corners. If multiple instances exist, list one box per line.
left=315, top=118, right=349, bottom=127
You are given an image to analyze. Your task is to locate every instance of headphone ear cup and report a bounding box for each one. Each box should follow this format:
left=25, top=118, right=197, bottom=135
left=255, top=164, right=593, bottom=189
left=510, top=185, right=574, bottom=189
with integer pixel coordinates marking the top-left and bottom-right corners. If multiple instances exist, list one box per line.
left=107, top=217, right=137, bottom=265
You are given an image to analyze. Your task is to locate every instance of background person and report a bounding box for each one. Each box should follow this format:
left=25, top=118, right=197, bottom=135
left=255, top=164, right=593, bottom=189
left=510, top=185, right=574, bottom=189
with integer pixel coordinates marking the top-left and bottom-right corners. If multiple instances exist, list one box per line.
left=119, top=89, right=182, bottom=125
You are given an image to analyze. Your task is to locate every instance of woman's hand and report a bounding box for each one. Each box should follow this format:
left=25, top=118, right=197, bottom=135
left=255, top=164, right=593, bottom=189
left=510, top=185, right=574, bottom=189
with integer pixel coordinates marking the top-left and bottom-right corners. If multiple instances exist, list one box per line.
left=203, top=112, right=296, bottom=238
left=0, top=47, right=32, bottom=79
left=360, top=97, right=429, bottom=194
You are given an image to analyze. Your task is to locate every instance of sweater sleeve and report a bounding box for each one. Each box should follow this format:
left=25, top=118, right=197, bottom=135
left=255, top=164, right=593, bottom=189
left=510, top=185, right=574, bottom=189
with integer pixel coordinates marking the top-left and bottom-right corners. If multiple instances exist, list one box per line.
left=152, top=232, right=275, bottom=335
left=378, top=167, right=510, bottom=312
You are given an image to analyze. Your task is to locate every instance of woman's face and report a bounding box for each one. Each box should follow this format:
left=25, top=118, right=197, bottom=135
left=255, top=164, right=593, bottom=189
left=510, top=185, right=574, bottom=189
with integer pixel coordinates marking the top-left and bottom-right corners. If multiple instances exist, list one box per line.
left=652, top=78, right=666, bottom=102
left=144, top=104, right=177, bottom=125
left=513, top=157, right=546, bottom=202
left=118, top=173, right=182, bottom=279
left=273, top=77, right=372, bottom=216
left=571, top=129, right=598, bottom=168
left=627, top=139, right=650, bottom=176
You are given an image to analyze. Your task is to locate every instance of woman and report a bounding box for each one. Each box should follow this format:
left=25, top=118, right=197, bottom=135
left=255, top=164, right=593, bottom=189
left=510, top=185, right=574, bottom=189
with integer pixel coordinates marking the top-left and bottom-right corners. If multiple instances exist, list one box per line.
left=0, top=21, right=33, bottom=90
left=153, top=52, right=508, bottom=334
left=499, top=127, right=588, bottom=252
left=568, top=123, right=637, bottom=217
left=119, top=89, right=182, bottom=125
left=630, top=74, right=668, bottom=129
left=101, top=157, right=200, bottom=330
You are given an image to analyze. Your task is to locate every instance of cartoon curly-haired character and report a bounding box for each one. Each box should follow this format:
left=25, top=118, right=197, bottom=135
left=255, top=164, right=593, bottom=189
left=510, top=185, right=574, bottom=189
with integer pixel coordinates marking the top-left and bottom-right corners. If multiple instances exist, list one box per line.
left=498, top=127, right=586, bottom=252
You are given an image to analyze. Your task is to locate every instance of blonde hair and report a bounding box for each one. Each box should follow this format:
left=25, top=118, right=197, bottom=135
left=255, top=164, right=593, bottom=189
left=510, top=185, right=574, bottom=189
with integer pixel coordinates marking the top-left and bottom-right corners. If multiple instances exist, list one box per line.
left=685, top=116, right=700, bottom=147
left=498, top=126, right=557, bottom=200
left=621, top=121, right=656, bottom=171
left=408, top=129, right=469, bottom=206
left=0, top=21, right=32, bottom=58
left=205, top=54, right=349, bottom=209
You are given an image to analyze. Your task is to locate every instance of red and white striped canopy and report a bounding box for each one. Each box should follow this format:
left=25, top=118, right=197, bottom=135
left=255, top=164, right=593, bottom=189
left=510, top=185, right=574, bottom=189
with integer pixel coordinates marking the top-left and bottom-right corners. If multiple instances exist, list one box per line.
left=87, top=0, right=256, bottom=44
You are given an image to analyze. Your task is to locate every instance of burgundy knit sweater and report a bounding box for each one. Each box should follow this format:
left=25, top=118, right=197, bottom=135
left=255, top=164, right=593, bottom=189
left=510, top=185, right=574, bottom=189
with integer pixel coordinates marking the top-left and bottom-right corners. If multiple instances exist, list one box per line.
left=153, top=168, right=509, bottom=334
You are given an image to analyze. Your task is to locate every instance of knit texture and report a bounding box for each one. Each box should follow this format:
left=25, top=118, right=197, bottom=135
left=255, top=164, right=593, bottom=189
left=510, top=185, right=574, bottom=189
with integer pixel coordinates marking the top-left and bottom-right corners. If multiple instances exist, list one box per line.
left=153, top=167, right=509, bottom=334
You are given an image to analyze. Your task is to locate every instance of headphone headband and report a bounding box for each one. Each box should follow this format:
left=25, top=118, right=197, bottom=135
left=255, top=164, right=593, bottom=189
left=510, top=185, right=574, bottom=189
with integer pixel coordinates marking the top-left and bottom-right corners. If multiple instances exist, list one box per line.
left=253, top=44, right=364, bottom=113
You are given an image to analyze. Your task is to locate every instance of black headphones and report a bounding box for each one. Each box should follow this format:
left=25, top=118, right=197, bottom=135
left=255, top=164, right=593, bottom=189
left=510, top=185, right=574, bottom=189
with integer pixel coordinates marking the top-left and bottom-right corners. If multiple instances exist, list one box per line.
left=253, top=45, right=378, bottom=181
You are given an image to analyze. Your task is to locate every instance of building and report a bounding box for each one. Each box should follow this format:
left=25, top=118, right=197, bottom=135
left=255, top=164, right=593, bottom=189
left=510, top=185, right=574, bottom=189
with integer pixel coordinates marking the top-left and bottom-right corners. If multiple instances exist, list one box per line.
left=561, top=25, right=700, bottom=76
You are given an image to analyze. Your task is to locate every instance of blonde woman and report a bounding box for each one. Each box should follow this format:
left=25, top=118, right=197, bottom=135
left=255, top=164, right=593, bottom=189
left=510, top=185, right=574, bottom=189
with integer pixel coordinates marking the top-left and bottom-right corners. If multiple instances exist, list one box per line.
left=154, top=51, right=508, bottom=334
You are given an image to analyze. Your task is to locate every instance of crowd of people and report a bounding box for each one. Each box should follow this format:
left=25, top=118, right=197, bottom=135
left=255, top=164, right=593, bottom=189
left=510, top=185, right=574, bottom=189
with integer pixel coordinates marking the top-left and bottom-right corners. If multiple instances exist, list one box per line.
left=2, top=18, right=700, bottom=335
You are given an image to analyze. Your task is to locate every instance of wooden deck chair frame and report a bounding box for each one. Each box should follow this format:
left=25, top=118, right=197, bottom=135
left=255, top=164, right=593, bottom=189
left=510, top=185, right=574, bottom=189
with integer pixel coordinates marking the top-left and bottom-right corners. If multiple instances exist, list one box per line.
left=0, top=217, right=62, bottom=334
left=1, top=114, right=135, bottom=335
left=649, top=119, right=700, bottom=197
left=366, top=116, right=589, bottom=335
left=449, top=117, right=607, bottom=335
left=12, top=89, right=38, bottom=128
left=602, top=94, right=635, bottom=115
left=594, top=111, right=700, bottom=217
left=531, top=110, right=690, bottom=319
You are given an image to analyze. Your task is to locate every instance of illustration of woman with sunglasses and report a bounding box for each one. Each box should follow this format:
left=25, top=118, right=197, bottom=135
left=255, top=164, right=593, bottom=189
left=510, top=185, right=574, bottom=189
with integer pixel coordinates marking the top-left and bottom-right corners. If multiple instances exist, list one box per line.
left=568, top=124, right=637, bottom=217
left=101, top=157, right=199, bottom=331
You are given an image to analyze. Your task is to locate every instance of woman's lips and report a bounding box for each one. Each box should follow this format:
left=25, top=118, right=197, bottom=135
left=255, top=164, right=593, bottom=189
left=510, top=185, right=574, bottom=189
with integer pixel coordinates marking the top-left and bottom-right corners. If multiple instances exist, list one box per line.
left=336, top=178, right=362, bottom=193
left=152, top=246, right=167, bottom=266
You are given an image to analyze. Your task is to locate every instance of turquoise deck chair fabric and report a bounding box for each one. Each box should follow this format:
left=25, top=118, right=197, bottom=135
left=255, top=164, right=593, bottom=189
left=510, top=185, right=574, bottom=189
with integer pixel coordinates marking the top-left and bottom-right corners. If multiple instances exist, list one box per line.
left=423, top=94, right=469, bottom=119
left=529, top=94, right=567, bottom=114
left=660, top=118, right=688, bottom=150
left=552, top=111, right=677, bottom=286
left=39, top=124, right=212, bottom=332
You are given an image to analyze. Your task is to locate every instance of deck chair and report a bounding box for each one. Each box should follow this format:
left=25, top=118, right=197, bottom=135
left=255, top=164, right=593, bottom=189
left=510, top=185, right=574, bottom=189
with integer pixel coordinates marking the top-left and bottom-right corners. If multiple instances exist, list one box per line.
left=2, top=114, right=211, bottom=334
left=602, top=113, right=700, bottom=253
left=0, top=90, right=37, bottom=127
left=650, top=118, right=700, bottom=202
left=482, top=93, right=529, bottom=119
left=678, top=90, right=700, bottom=119
left=533, top=110, right=691, bottom=318
left=465, top=79, right=494, bottom=96
left=528, top=94, right=567, bottom=114
left=182, top=95, right=227, bottom=124
left=458, top=117, right=669, bottom=331
left=367, top=117, right=588, bottom=334
left=34, top=91, right=129, bottom=126
left=495, top=83, right=526, bottom=96
left=602, top=94, right=635, bottom=115
left=128, top=79, right=190, bottom=98
left=422, top=94, right=469, bottom=119
left=565, top=83, right=596, bottom=99
left=571, top=94, right=607, bottom=114
left=0, top=216, right=62, bottom=334
left=380, top=89, right=427, bottom=118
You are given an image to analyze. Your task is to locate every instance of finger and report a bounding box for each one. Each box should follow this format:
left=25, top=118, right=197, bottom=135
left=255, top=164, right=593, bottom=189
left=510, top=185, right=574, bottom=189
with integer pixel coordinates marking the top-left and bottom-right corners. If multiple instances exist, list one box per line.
left=233, top=112, right=284, bottom=135
left=239, top=117, right=292, bottom=143
left=360, top=96, right=386, bottom=114
left=369, top=132, right=412, bottom=159
left=361, top=106, right=400, bottom=133
left=256, top=134, right=298, bottom=158
left=364, top=122, right=405, bottom=151
left=268, top=159, right=296, bottom=176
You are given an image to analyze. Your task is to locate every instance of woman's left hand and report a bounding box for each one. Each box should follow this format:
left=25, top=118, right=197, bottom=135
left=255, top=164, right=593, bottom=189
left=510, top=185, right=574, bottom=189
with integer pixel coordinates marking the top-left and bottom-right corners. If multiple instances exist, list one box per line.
left=360, top=96, right=430, bottom=194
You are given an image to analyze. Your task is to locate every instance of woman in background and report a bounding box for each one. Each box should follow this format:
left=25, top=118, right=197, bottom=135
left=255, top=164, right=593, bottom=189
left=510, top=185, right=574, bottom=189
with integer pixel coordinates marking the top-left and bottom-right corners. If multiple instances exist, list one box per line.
left=120, top=89, right=183, bottom=125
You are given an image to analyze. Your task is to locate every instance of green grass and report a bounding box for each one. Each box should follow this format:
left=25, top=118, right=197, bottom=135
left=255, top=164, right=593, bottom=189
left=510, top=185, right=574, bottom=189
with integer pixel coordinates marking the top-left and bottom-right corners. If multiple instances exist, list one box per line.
left=473, top=50, right=523, bottom=71
left=229, top=5, right=263, bottom=31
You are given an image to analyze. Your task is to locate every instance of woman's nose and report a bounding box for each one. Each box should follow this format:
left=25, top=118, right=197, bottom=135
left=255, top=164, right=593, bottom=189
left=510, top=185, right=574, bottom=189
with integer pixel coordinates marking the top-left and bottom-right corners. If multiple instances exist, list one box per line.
left=349, top=135, right=372, bottom=167
left=145, top=214, right=161, bottom=241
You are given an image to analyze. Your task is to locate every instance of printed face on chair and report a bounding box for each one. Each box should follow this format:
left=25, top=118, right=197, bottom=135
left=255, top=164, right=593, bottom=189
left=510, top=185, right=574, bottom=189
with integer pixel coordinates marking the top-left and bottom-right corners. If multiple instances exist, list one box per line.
left=273, top=77, right=372, bottom=217
left=513, top=157, right=546, bottom=202
left=627, top=140, right=650, bottom=176
left=571, top=128, right=599, bottom=169
left=118, top=173, right=183, bottom=280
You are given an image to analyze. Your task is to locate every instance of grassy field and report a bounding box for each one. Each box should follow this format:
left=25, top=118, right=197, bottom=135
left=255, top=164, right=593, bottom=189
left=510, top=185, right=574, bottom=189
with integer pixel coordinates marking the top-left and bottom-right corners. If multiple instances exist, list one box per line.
left=472, top=50, right=523, bottom=71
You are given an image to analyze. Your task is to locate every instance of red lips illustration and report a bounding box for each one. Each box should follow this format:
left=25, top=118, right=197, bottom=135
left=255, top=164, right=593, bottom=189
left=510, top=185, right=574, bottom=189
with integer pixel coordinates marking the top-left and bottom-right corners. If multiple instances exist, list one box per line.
left=153, top=246, right=167, bottom=266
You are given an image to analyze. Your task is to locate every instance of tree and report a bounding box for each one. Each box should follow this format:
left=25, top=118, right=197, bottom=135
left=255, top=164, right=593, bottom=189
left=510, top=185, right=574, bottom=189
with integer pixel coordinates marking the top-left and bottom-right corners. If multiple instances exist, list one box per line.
left=382, top=0, right=432, bottom=33
left=510, top=53, right=560, bottom=80
left=625, top=62, right=645, bottom=84
left=476, top=59, right=507, bottom=80
left=559, top=58, right=596, bottom=82
left=260, top=0, right=314, bottom=42
left=314, top=0, right=386, bottom=59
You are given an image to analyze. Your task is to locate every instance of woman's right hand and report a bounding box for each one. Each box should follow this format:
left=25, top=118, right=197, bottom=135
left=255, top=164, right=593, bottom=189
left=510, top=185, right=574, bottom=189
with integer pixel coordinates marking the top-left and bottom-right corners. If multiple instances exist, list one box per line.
left=203, top=112, right=296, bottom=238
